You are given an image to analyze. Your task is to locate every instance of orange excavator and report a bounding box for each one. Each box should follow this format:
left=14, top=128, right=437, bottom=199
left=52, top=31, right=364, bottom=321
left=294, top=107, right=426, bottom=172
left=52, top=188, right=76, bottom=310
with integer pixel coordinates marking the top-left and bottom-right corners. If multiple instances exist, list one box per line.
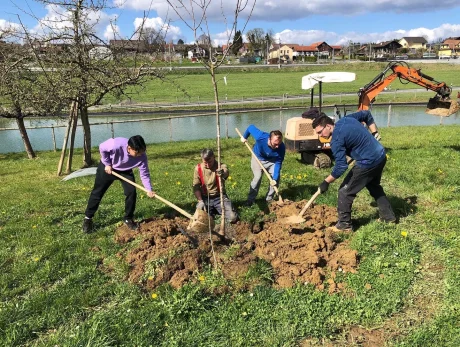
left=358, top=61, right=459, bottom=116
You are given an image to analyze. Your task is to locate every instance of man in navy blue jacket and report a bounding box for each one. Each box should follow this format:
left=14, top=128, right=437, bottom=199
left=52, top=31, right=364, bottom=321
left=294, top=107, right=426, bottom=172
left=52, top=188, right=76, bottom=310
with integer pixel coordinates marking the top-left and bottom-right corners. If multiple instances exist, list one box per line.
left=312, top=111, right=396, bottom=231
left=241, top=125, right=285, bottom=205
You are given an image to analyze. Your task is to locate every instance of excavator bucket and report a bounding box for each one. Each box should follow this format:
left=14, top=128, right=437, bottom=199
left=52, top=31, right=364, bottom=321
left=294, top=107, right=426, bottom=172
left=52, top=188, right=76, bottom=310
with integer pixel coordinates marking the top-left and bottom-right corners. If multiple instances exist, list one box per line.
left=426, top=98, right=460, bottom=117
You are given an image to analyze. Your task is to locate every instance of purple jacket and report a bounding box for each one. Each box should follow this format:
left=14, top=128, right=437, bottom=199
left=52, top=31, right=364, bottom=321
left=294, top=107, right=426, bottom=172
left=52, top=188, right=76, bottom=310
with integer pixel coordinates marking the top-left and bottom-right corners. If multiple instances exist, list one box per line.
left=99, top=137, right=152, bottom=191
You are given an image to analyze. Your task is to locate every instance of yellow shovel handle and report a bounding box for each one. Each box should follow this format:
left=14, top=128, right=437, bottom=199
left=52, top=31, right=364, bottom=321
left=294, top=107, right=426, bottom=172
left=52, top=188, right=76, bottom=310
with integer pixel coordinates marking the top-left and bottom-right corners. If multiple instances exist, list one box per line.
left=111, top=171, right=193, bottom=219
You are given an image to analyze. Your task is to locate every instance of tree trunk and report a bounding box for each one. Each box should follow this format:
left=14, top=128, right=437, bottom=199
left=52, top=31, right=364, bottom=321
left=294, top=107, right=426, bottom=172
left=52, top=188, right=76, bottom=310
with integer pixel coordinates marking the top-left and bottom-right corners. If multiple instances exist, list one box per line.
left=210, top=64, right=225, bottom=236
left=80, top=103, right=93, bottom=167
left=57, top=101, right=76, bottom=176
left=65, top=101, right=79, bottom=174
left=16, top=116, right=36, bottom=159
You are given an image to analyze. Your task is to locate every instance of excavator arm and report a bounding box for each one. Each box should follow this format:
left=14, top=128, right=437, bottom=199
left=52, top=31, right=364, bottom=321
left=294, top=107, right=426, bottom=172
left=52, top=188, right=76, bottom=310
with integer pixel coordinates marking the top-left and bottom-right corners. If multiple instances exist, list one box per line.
left=358, top=61, right=459, bottom=116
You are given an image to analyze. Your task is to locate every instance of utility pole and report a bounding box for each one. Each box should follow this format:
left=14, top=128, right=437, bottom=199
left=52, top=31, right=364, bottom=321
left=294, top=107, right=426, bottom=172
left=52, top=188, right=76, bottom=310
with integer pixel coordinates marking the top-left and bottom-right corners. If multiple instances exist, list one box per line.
left=278, top=37, right=281, bottom=69
left=169, top=42, right=172, bottom=71
left=349, top=40, right=352, bottom=62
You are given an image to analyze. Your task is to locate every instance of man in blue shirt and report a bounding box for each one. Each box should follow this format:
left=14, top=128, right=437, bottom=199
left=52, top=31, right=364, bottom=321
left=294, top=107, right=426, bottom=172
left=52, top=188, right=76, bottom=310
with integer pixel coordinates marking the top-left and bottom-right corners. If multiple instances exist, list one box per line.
left=241, top=125, right=285, bottom=205
left=312, top=111, right=396, bottom=231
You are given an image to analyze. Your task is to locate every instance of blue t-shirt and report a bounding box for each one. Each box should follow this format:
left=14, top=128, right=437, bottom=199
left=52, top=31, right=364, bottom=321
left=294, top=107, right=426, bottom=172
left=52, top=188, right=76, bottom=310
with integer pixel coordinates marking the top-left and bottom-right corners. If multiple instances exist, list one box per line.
left=243, top=124, right=285, bottom=181
left=331, top=111, right=386, bottom=179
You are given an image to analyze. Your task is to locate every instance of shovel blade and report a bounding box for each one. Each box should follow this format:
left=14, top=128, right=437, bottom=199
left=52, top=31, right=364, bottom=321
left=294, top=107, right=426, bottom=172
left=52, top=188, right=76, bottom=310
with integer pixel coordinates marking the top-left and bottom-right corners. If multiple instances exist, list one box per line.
left=279, top=215, right=306, bottom=225
left=187, top=209, right=214, bottom=232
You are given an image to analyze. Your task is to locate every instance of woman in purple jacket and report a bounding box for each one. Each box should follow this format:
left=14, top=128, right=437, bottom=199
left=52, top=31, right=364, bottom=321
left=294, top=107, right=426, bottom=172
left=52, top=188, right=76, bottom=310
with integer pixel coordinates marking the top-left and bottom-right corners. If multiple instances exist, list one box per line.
left=82, top=135, right=155, bottom=233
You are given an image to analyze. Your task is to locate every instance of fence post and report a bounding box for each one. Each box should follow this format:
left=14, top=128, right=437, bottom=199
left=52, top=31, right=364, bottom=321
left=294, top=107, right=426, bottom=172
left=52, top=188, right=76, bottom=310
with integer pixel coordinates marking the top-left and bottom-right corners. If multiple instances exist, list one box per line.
left=51, top=126, right=57, bottom=151
left=169, top=117, right=173, bottom=142
left=279, top=109, right=283, bottom=131
left=387, top=104, right=392, bottom=127
left=111, top=122, right=114, bottom=138
left=225, top=112, right=229, bottom=139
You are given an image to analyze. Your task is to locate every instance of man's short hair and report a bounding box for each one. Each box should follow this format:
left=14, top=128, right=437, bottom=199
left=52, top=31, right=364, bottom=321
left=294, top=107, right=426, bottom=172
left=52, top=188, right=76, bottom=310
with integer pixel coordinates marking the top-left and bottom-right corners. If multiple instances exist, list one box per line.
left=312, top=114, right=334, bottom=129
left=269, top=130, right=283, bottom=139
left=201, top=148, right=214, bottom=160
left=128, top=135, right=147, bottom=152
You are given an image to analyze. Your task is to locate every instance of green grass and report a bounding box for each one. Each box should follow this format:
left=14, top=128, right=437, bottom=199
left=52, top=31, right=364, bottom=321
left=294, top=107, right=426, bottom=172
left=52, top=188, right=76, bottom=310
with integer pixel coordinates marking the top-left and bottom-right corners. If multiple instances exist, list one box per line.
left=102, top=62, right=460, bottom=106
left=1, top=126, right=460, bottom=345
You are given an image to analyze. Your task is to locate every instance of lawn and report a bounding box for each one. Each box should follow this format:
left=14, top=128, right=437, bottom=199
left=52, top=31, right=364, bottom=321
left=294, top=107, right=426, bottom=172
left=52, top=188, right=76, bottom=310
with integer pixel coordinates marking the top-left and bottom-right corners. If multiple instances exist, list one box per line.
left=101, top=62, right=460, bottom=106
left=0, top=125, right=459, bottom=346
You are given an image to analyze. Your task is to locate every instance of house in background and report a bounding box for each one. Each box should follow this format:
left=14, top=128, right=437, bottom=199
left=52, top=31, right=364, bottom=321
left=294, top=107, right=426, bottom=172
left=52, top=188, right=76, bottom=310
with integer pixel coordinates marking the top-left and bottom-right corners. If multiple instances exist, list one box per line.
left=372, top=40, right=402, bottom=57
left=268, top=43, right=299, bottom=63
left=293, top=42, right=333, bottom=60
left=398, top=37, right=427, bottom=53
left=438, top=37, right=460, bottom=58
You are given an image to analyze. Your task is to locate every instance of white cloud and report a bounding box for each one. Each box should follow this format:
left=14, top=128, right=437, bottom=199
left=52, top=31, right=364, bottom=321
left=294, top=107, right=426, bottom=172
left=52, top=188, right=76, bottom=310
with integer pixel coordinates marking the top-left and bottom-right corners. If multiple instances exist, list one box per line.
left=133, top=17, right=183, bottom=42
left=114, top=0, right=459, bottom=22
left=31, top=4, right=118, bottom=41
left=275, top=24, right=460, bottom=46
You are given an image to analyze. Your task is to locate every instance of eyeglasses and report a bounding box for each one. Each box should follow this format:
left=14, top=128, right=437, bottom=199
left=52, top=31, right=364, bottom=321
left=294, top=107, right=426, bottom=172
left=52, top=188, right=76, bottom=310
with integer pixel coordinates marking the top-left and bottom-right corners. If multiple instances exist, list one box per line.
left=316, top=126, right=326, bottom=135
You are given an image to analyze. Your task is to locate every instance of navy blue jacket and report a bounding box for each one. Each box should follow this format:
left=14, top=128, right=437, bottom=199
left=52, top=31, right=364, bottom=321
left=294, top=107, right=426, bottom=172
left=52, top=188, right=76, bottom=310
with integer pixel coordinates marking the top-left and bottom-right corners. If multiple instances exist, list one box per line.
left=331, top=110, right=386, bottom=179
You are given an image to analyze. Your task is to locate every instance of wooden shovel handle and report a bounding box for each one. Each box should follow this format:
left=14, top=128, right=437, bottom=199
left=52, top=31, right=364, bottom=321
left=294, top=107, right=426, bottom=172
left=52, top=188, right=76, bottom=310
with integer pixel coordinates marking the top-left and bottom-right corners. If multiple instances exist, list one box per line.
left=235, top=128, right=281, bottom=197
left=298, top=189, right=321, bottom=217
left=111, top=171, right=193, bottom=219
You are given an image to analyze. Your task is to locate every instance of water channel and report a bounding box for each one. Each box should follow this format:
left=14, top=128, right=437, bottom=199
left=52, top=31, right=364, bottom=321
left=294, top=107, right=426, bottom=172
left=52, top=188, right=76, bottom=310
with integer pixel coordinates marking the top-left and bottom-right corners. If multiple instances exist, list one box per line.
left=1, top=105, right=459, bottom=154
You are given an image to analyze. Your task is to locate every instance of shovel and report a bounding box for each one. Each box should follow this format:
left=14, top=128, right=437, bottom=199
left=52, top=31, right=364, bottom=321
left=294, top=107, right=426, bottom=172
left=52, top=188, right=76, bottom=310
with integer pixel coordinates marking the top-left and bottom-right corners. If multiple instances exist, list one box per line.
left=110, top=171, right=213, bottom=232
left=280, top=188, right=321, bottom=224
left=235, top=128, right=283, bottom=204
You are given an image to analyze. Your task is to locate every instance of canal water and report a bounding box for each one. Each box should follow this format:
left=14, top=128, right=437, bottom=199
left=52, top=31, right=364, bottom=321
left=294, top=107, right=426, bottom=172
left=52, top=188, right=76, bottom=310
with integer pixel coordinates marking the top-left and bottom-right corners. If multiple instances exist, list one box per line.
left=1, top=105, right=459, bottom=154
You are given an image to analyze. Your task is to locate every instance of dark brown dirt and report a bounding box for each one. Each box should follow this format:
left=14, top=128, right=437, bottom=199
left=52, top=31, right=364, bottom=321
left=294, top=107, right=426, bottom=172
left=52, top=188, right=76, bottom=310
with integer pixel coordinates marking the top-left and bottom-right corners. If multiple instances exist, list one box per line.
left=114, top=200, right=359, bottom=292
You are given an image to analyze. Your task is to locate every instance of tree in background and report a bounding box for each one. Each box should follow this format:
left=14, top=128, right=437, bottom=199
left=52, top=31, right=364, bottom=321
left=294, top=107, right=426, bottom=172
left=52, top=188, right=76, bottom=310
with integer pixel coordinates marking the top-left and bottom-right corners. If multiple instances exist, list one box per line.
left=166, top=0, right=256, bottom=238
left=246, top=28, right=264, bottom=55
left=0, top=27, right=66, bottom=159
left=231, top=30, right=243, bottom=55
left=25, top=0, right=167, bottom=174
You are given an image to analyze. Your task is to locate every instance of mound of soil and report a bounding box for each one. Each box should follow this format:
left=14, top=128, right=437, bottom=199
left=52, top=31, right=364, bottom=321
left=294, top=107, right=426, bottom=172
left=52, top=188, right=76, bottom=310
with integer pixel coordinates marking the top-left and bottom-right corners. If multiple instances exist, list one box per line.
left=114, top=200, right=359, bottom=292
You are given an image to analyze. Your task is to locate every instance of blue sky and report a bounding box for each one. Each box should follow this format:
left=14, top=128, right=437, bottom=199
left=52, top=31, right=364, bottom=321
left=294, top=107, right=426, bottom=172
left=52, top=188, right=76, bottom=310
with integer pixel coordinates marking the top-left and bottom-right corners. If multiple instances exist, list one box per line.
left=2, top=0, right=460, bottom=46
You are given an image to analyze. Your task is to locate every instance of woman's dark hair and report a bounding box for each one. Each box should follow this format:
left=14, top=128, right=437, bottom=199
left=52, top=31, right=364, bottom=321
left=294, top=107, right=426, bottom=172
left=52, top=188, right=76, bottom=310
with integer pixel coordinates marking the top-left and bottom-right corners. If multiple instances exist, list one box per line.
left=128, top=135, right=147, bottom=152
left=312, top=114, right=334, bottom=129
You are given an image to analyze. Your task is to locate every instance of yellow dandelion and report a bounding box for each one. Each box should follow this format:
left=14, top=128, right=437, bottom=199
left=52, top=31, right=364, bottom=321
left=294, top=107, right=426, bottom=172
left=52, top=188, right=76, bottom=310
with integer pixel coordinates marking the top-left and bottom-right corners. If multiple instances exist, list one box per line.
left=303, top=173, right=307, bottom=178
left=177, top=181, right=181, bottom=185
left=148, top=276, right=154, bottom=281
left=151, top=293, right=158, bottom=299
left=32, top=225, right=37, bottom=229
left=33, top=257, right=40, bottom=262
left=199, top=275, right=205, bottom=282
left=242, top=312, right=248, bottom=316
left=290, top=175, right=293, bottom=179
left=296, top=175, right=302, bottom=179
left=164, top=172, right=169, bottom=175
left=386, top=154, right=390, bottom=159
left=227, top=176, right=232, bottom=180
left=401, top=231, right=408, bottom=237
left=438, top=169, right=443, bottom=174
